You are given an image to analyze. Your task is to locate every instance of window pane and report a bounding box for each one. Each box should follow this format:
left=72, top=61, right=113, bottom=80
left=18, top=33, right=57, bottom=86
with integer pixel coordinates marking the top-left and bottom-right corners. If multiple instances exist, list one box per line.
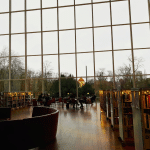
left=60, top=30, right=75, bottom=53
left=12, top=0, right=24, bottom=11
left=0, top=35, right=9, bottom=54
left=95, top=52, right=113, bottom=76
left=93, top=0, right=109, bottom=2
left=132, top=23, right=150, bottom=48
left=43, top=8, right=57, bottom=31
left=0, top=0, right=9, bottom=12
left=114, top=50, right=134, bottom=89
left=94, top=27, right=112, bottom=51
left=42, top=0, right=57, bottom=8
left=76, top=5, right=92, bottom=28
left=11, top=80, right=25, bottom=92
left=0, top=14, right=9, bottom=34
left=27, top=56, right=41, bottom=77
left=44, top=79, right=57, bottom=95
left=95, top=77, right=113, bottom=91
left=78, top=77, right=95, bottom=97
left=27, top=79, right=42, bottom=94
left=116, top=75, right=133, bottom=89
left=12, top=12, right=24, bottom=33
left=130, top=0, right=149, bottom=23
left=59, top=7, right=74, bottom=29
left=135, top=75, right=150, bottom=88
left=77, top=53, right=94, bottom=77
left=27, top=0, right=40, bottom=10
left=75, top=0, right=91, bottom=4
left=27, top=10, right=41, bottom=32
left=60, top=54, right=76, bottom=77
left=47, top=79, right=59, bottom=97
left=114, top=50, right=133, bottom=76
left=27, top=33, right=41, bottom=55
left=134, top=49, right=150, bottom=74
left=43, top=32, right=58, bottom=54
left=43, top=55, right=58, bottom=78
left=93, top=3, right=110, bottom=26
left=11, top=34, right=25, bottom=56
left=0, top=56, right=9, bottom=79
left=112, top=1, right=129, bottom=25
left=59, top=0, right=74, bottom=6
left=11, top=57, right=25, bottom=79
left=0, top=81, right=9, bottom=92
left=113, top=25, right=131, bottom=50
left=76, top=29, right=93, bottom=52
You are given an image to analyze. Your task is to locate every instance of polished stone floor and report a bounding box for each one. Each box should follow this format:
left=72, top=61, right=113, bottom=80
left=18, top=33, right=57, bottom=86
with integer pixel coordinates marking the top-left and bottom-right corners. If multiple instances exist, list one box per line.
left=11, top=102, right=135, bottom=150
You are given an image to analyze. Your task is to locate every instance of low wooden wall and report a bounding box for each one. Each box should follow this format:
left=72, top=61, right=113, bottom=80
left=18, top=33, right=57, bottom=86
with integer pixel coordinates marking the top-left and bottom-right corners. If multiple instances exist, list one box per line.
left=0, top=106, right=59, bottom=150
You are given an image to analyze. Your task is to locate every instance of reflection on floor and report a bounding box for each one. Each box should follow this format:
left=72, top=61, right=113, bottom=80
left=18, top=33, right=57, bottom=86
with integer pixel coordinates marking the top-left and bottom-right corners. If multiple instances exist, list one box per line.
left=11, top=103, right=135, bottom=150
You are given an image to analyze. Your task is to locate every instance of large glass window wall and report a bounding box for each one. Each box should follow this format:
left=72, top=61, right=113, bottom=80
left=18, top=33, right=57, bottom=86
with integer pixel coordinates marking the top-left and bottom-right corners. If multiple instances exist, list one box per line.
left=0, top=0, right=150, bottom=97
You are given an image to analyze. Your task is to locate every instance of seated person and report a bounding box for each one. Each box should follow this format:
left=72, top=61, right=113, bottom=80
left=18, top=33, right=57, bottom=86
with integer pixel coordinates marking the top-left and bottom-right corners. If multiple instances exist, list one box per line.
left=70, top=93, right=79, bottom=108
left=79, top=95, right=86, bottom=108
left=44, top=94, right=49, bottom=106
left=38, top=93, right=43, bottom=105
left=91, top=94, right=96, bottom=104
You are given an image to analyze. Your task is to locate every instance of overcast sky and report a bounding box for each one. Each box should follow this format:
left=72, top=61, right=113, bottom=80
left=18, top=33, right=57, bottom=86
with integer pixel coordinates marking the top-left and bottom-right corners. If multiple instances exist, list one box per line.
left=0, top=0, right=150, bottom=79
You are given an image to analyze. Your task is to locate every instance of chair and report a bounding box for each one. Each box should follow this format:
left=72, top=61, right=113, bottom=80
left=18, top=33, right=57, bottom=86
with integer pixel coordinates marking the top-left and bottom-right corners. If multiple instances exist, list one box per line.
left=71, top=98, right=78, bottom=108
left=50, top=98, right=56, bottom=107
left=63, top=99, right=67, bottom=104
left=46, top=100, right=52, bottom=107
left=85, top=97, right=92, bottom=107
